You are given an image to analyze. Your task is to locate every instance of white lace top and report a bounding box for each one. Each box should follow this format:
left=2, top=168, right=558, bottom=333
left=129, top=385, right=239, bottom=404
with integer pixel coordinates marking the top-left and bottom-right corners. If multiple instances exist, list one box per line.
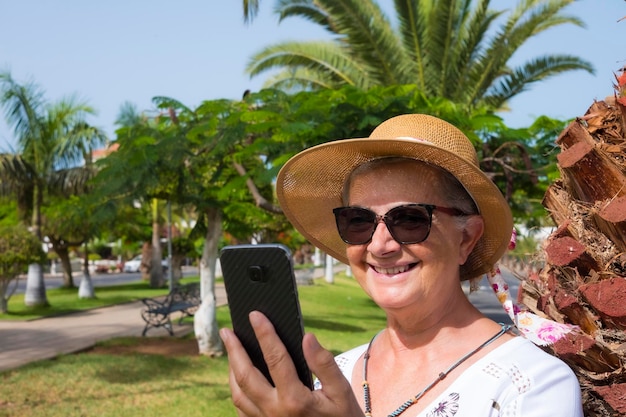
left=317, top=336, right=582, bottom=417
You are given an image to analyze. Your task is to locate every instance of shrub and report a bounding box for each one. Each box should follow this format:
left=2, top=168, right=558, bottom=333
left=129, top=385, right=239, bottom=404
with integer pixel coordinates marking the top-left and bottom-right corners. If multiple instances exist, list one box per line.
left=0, top=224, right=46, bottom=313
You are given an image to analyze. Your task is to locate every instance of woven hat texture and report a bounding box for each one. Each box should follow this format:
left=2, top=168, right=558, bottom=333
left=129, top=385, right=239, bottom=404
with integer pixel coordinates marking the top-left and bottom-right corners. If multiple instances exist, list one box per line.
left=276, top=114, right=513, bottom=280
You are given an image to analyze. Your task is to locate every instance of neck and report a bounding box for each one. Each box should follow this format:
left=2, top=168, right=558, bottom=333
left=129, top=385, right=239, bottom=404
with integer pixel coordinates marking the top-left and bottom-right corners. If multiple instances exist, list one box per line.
left=383, top=292, right=485, bottom=349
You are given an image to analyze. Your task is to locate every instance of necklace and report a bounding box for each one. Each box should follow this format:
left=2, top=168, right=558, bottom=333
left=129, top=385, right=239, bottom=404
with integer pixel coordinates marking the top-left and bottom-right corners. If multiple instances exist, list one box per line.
left=362, top=324, right=511, bottom=417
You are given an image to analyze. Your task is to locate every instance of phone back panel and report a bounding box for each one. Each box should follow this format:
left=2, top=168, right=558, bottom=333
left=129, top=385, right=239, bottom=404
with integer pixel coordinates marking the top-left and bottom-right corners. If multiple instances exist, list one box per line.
left=220, top=244, right=312, bottom=388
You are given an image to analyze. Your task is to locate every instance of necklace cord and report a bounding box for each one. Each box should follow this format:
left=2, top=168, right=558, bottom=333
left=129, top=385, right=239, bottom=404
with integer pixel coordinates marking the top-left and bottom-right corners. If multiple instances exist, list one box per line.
left=362, top=324, right=511, bottom=417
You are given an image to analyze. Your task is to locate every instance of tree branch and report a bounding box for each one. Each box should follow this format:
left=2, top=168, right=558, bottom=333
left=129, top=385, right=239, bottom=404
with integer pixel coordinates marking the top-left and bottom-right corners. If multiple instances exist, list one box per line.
left=232, top=162, right=283, bottom=214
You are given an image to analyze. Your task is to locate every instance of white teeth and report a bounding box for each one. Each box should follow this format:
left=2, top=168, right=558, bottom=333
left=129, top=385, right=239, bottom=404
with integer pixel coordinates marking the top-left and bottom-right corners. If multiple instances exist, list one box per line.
left=374, top=265, right=409, bottom=275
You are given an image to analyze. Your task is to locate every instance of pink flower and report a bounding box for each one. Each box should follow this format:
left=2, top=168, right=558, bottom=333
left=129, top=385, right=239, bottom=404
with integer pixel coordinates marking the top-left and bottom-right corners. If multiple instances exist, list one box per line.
left=508, top=228, right=517, bottom=250
left=536, top=322, right=570, bottom=343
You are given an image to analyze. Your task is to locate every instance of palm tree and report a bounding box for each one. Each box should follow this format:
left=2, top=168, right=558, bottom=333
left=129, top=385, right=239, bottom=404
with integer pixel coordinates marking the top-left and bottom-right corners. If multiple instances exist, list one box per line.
left=243, top=0, right=261, bottom=23
left=246, top=0, right=593, bottom=111
left=0, top=71, right=106, bottom=304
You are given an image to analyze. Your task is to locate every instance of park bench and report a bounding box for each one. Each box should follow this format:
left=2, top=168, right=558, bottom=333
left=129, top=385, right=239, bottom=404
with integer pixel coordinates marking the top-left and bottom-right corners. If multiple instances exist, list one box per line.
left=140, top=282, right=201, bottom=336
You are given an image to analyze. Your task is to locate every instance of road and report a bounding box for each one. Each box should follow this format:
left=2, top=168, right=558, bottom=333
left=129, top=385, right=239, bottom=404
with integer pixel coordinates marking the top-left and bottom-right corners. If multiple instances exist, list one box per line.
left=462, top=267, right=520, bottom=325
left=12, top=267, right=200, bottom=294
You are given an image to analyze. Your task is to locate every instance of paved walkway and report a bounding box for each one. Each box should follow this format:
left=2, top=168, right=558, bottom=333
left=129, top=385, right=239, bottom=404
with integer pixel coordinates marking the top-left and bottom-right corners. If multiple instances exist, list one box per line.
left=0, top=285, right=227, bottom=373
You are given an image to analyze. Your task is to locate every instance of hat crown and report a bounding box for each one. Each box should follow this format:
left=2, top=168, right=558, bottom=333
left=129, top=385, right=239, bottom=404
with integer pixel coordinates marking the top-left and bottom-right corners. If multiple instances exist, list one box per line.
left=369, top=114, right=479, bottom=167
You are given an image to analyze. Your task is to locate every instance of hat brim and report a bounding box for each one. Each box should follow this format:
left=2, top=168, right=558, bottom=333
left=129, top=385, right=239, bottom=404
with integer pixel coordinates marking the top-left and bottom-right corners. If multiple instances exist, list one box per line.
left=276, top=137, right=513, bottom=280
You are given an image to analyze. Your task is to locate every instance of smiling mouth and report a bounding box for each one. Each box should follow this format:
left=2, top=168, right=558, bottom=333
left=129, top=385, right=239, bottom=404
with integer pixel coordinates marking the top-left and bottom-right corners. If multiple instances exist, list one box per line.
left=372, top=263, right=418, bottom=275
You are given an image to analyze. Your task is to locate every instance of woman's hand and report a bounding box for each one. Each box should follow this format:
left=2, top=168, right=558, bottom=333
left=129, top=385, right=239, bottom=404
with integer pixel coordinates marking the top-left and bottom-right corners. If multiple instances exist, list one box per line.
left=220, top=311, right=364, bottom=417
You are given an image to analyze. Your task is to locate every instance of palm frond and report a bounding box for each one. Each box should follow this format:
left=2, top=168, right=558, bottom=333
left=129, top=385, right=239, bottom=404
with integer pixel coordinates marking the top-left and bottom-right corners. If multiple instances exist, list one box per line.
left=56, top=123, right=108, bottom=167
left=0, top=154, right=34, bottom=194
left=152, top=96, right=194, bottom=114
left=483, top=54, right=595, bottom=108
left=394, top=0, right=431, bottom=85
left=0, top=72, right=46, bottom=149
left=462, top=0, right=590, bottom=109
left=317, top=0, right=410, bottom=84
left=276, top=0, right=331, bottom=28
left=261, top=67, right=340, bottom=91
left=115, top=101, right=143, bottom=128
left=247, top=41, right=372, bottom=88
left=48, top=165, right=98, bottom=196
left=243, top=0, right=261, bottom=24
left=272, top=0, right=410, bottom=85
left=0, top=153, right=35, bottom=220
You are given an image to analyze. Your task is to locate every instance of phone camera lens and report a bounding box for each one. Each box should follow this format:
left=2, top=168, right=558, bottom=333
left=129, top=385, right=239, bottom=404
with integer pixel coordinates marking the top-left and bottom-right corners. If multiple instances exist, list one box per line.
left=248, top=265, right=265, bottom=282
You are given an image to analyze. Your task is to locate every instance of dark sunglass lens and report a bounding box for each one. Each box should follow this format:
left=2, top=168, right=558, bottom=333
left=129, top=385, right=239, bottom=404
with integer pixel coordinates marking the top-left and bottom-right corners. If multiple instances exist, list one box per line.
left=335, top=207, right=376, bottom=244
left=386, top=206, right=431, bottom=243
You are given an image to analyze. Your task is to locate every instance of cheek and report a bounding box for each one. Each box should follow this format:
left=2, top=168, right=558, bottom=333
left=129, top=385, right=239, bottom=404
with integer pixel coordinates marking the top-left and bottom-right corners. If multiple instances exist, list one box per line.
left=345, top=245, right=364, bottom=265
left=426, top=224, right=467, bottom=266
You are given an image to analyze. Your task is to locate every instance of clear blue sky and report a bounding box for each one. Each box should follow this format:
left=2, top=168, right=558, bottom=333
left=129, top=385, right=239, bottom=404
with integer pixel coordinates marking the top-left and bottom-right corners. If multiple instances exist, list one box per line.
left=1, top=1, right=624, bottom=151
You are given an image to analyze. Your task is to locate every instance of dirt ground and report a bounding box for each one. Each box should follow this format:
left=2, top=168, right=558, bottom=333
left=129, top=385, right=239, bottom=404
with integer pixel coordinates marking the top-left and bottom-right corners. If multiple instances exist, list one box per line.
left=87, top=337, right=200, bottom=357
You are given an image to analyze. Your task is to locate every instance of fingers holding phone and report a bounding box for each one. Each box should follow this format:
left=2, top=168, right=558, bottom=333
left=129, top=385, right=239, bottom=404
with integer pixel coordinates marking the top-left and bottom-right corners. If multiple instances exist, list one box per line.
left=219, top=325, right=269, bottom=417
left=225, top=311, right=309, bottom=390
left=221, top=312, right=362, bottom=417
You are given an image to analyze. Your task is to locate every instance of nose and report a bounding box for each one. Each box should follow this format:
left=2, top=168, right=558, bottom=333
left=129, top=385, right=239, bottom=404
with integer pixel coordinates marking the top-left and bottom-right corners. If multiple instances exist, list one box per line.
left=367, top=219, right=401, bottom=255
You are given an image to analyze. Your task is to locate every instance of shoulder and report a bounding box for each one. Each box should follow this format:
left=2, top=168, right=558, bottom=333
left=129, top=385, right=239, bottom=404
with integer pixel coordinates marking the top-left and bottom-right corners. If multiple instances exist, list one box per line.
left=488, top=336, right=577, bottom=377
left=334, top=344, right=368, bottom=379
left=476, top=337, right=583, bottom=416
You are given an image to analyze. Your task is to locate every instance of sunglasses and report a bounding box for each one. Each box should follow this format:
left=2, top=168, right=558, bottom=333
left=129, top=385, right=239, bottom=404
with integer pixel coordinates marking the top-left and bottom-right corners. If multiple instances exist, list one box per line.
left=332, top=204, right=467, bottom=245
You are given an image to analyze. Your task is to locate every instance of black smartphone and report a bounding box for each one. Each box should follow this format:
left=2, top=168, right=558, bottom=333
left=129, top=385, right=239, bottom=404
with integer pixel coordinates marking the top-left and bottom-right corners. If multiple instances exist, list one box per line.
left=220, top=243, right=313, bottom=389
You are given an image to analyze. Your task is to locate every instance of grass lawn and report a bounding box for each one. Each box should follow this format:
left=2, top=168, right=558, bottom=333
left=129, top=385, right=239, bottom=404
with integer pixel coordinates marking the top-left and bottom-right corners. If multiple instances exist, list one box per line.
left=0, top=278, right=200, bottom=321
left=0, top=274, right=387, bottom=417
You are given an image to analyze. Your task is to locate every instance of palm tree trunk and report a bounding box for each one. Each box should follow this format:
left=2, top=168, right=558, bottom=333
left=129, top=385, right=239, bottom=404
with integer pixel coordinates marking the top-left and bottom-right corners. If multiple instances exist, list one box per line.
left=24, top=263, right=48, bottom=307
left=78, top=243, right=95, bottom=299
left=54, top=245, right=75, bottom=288
left=24, top=185, right=48, bottom=307
left=140, top=242, right=150, bottom=279
left=0, top=297, right=7, bottom=314
left=0, top=278, right=10, bottom=313
left=520, top=99, right=626, bottom=416
left=194, top=207, right=224, bottom=356
left=172, top=254, right=184, bottom=285
left=149, top=199, right=164, bottom=288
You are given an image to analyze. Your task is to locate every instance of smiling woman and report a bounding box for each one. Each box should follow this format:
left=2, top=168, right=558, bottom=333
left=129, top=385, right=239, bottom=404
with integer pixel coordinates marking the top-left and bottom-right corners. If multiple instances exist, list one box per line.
left=220, top=114, right=584, bottom=417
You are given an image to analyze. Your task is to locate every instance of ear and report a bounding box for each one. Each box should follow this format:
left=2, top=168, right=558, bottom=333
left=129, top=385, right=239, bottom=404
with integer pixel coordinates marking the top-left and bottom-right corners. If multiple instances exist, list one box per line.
left=458, top=215, right=484, bottom=266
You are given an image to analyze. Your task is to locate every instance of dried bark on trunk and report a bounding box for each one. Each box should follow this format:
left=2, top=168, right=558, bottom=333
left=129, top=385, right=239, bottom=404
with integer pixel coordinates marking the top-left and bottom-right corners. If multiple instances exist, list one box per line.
left=520, top=91, right=626, bottom=416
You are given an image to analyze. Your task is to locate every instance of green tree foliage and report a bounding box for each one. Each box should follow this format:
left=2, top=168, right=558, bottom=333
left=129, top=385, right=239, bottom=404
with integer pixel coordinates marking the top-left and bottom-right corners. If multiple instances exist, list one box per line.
left=93, top=107, right=180, bottom=287
left=41, top=194, right=109, bottom=291
left=0, top=198, right=19, bottom=227
left=0, top=224, right=46, bottom=313
left=476, top=115, right=567, bottom=227
left=232, top=86, right=563, bottom=230
left=246, top=0, right=593, bottom=111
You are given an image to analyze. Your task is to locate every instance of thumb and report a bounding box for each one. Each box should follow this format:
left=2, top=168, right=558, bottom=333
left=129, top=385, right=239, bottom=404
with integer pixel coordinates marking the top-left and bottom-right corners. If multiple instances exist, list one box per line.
left=302, top=333, right=364, bottom=416
left=302, top=333, right=351, bottom=392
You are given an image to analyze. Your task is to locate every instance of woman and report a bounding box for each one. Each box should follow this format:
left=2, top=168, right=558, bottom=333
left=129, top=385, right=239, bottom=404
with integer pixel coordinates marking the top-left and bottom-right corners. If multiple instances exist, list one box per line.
left=220, top=114, right=583, bottom=417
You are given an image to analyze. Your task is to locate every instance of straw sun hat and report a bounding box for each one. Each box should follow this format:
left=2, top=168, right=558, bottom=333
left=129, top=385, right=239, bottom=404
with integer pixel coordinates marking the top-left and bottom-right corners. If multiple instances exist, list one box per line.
left=276, top=114, right=513, bottom=280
